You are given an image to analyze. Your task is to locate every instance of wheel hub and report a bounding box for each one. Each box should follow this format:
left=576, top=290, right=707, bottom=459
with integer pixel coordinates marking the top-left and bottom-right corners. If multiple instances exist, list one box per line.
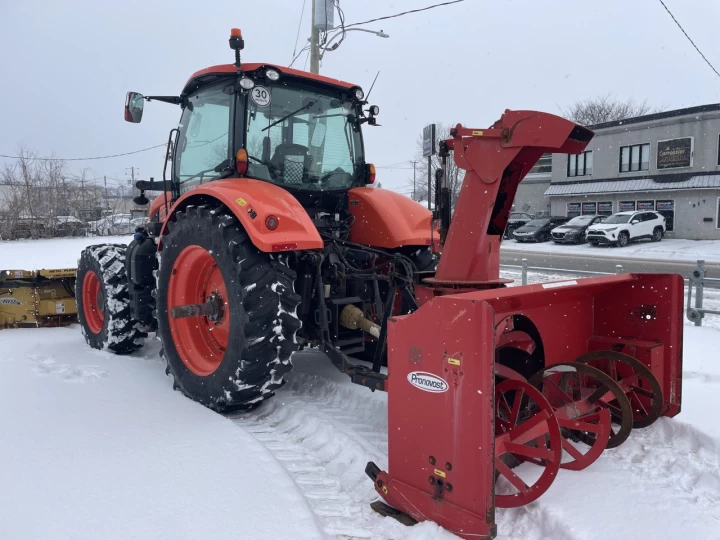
left=167, top=245, right=230, bottom=376
left=81, top=270, right=105, bottom=334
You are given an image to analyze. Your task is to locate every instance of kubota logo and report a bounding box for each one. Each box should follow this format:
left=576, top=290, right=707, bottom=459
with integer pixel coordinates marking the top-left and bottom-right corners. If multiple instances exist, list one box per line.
left=407, top=371, right=448, bottom=393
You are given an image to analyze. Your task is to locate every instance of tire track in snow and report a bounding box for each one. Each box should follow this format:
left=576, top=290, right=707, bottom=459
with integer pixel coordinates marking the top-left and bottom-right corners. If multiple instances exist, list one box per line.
left=229, top=369, right=415, bottom=540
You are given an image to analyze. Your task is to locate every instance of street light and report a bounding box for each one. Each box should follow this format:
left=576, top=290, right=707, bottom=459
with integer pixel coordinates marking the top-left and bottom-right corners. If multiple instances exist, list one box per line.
left=320, top=28, right=390, bottom=58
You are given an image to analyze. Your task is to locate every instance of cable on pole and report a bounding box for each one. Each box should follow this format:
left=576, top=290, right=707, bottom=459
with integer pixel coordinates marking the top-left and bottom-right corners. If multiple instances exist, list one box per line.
left=344, top=0, right=464, bottom=29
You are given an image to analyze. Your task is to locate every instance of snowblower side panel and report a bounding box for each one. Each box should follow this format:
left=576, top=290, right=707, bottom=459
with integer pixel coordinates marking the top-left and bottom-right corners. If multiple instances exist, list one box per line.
left=159, top=178, right=323, bottom=252
left=347, top=187, right=434, bottom=248
left=375, top=296, right=497, bottom=539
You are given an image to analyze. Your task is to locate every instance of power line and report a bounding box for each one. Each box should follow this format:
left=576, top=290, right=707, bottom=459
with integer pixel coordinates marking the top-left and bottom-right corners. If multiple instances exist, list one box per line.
left=658, top=0, right=720, bottom=79
left=344, top=0, right=464, bottom=29
left=0, top=143, right=167, bottom=162
left=291, top=0, right=308, bottom=62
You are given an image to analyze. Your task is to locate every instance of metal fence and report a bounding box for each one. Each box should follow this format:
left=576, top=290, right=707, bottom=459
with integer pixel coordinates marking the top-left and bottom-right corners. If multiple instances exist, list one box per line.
left=500, top=258, right=718, bottom=327
left=686, top=260, right=720, bottom=326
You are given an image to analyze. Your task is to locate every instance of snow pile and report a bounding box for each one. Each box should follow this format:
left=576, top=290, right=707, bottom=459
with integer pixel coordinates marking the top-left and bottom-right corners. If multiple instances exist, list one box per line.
left=501, top=238, right=720, bottom=263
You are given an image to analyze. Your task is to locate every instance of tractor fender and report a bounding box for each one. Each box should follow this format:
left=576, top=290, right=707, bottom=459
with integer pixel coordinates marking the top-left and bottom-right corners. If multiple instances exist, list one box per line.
left=159, top=178, right=323, bottom=252
left=347, top=187, right=434, bottom=248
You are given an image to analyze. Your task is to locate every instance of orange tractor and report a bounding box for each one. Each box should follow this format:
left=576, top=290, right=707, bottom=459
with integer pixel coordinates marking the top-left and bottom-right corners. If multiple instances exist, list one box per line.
left=76, top=29, right=684, bottom=538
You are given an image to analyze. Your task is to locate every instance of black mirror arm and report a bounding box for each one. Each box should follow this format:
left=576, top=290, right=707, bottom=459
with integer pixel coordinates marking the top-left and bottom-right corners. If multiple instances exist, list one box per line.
left=145, top=95, right=182, bottom=105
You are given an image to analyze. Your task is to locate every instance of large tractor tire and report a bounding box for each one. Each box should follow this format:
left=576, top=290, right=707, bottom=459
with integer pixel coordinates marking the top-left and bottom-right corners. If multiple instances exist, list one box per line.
left=76, top=244, right=147, bottom=353
left=156, top=205, right=301, bottom=412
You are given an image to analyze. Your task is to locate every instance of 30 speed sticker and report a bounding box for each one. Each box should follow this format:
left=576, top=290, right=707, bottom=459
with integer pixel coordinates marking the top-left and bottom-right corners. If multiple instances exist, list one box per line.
left=251, top=86, right=271, bottom=107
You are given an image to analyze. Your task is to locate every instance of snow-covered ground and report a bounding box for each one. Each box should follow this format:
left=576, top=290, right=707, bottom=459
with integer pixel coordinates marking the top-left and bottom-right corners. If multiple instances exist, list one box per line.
left=1, top=238, right=719, bottom=539
left=501, top=238, right=720, bottom=263
left=0, top=235, right=133, bottom=269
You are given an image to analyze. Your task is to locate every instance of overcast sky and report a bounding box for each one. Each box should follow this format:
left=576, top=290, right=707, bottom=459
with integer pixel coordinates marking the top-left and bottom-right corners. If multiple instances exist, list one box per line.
left=1, top=0, right=719, bottom=195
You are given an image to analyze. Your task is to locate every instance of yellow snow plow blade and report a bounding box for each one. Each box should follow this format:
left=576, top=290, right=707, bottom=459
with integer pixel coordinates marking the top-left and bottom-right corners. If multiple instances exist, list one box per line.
left=0, top=268, right=77, bottom=328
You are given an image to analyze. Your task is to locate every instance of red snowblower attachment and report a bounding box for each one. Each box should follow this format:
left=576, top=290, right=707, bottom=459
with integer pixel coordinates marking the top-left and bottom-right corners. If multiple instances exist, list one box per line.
left=366, top=111, right=684, bottom=539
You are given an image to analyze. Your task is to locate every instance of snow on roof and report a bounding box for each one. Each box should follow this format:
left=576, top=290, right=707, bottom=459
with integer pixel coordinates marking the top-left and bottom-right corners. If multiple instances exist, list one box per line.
left=545, top=174, right=720, bottom=197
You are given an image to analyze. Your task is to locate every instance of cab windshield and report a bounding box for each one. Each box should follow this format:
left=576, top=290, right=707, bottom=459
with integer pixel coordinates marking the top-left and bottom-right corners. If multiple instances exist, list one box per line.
left=245, top=83, right=363, bottom=190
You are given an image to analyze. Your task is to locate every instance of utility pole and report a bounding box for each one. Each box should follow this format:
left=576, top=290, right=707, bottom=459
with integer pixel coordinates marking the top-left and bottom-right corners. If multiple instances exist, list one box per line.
left=125, top=167, right=138, bottom=197
left=310, top=0, right=320, bottom=74
left=412, top=161, right=417, bottom=200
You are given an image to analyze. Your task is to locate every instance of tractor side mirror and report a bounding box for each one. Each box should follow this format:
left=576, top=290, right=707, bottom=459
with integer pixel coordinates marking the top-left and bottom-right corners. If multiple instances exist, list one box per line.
left=125, top=92, right=145, bottom=123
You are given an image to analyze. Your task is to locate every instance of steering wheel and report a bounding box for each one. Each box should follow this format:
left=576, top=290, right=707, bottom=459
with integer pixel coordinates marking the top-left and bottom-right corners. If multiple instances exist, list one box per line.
left=247, top=155, right=264, bottom=164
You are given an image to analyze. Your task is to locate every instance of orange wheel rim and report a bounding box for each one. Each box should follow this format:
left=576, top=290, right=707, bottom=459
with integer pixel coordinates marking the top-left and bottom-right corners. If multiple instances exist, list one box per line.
left=82, top=270, right=104, bottom=334
left=167, top=245, right=229, bottom=376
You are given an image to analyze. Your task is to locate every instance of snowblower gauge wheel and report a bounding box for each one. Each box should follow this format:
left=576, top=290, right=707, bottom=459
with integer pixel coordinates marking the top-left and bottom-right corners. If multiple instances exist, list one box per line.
left=494, top=379, right=562, bottom=508
left=575, top=351, right=664, bottom=429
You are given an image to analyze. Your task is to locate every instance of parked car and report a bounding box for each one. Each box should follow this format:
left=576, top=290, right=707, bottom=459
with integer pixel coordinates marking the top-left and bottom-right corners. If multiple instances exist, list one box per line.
left=504, top=212, right=534, bottom=239
left=586, top=211, right=666, bottom=247
left=551, top=215, right=606, bottom=244
left=48, top=216, right=86, bottom=237
left=513, top=216, right=569, bottom=242
left=90, top=214, right=134, bottom=236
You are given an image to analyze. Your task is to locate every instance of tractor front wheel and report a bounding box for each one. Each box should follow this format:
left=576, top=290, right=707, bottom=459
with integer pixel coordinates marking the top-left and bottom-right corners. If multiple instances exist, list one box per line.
left=76, top=244, right=147, bottom=353
left=156, top=205, right=301, bottom=412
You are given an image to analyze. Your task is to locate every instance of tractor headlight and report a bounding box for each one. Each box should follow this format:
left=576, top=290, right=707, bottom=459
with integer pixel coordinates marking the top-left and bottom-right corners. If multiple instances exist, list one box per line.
left=265, top=69, right=280, bottom=81
left=239, top=77, right=255, bottom=90
left=355, top=88, right=365, bottom=101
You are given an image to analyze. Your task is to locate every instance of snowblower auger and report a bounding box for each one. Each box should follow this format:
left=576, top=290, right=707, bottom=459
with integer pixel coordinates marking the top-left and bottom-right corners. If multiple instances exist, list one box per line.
left=367, top=111, right=685, bottom=539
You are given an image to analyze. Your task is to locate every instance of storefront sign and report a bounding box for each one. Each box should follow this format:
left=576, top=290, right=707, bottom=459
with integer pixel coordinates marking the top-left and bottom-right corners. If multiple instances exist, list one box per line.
left=619, top=201, right=636, bottom=212
left=567, top=202, right=581, bottom=217
left=637, top=200, right=655, bottom=211
left=582, top=202, right=597, bottom=215
left=657, top=137, right=693, bottom=169
left=655, top=200, right=675, bottom=211
left=598, top=202, right=613, bottom=215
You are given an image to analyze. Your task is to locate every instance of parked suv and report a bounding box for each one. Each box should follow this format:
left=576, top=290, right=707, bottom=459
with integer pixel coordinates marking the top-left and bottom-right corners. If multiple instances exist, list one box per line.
left=586, top=211, right=666, bottom=247
left=551, top=215, right=606, bottom=244
left=504, top=212, right=534, bottom=239
left=512, top=216, right=569, bottom=242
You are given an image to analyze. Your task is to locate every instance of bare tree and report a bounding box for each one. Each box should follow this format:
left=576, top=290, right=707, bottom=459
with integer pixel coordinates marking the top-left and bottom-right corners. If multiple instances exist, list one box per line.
left=407, top=122, right=465, bottom=208
left=561, top=94, right=663, bottom=126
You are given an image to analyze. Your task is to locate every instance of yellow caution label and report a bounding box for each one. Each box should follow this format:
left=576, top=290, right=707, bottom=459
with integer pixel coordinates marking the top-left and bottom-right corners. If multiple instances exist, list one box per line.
left=448, top=357, right=461, bottom=366
left=471, top=130, right=484, bottom=136
left=236, top=197, right=247, bottom=206
left=434, top=469, right=446, bottom=478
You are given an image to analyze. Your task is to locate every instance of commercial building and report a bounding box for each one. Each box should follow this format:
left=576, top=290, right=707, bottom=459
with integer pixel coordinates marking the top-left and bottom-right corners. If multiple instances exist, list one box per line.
left=514, top=104, right=720, bottom=240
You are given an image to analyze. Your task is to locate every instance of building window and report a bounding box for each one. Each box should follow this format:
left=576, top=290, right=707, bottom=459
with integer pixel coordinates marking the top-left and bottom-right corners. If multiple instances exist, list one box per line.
left=717, top=135, right=720, bottom=166
left=716, top=197, right=719, bottom=229
left=619, top=201, right=636, bottom=212
left=637, top=200, right=655, bottom=211
left=567, top=202, right=581, bottom=217
left=529, top=153, right=552, bottom=175
left=582, top=202, right=597, bottom=215
left=597, top=202, right=613, bottom=215
left=620, top=143, right=650, bottom=173
left=655, top=200, right=675, bottom=232
left=567, top=151, right=593, bottom=177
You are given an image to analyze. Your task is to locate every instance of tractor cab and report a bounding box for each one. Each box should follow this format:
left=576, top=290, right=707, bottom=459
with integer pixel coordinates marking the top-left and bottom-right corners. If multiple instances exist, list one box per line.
left=124, top=29, right=378, bottom=207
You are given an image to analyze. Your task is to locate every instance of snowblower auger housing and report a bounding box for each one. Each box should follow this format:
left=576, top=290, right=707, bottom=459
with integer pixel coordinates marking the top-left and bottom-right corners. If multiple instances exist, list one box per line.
left=367, top=111, right=684, bottom=539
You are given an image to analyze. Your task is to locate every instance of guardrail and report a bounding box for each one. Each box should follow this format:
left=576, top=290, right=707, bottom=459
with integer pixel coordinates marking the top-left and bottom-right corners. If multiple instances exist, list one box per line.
left=500, top=258, right=718, bottom=327
left=500, top=259, right=625, bottom=286
left=686, top=260, right=720, bottom=326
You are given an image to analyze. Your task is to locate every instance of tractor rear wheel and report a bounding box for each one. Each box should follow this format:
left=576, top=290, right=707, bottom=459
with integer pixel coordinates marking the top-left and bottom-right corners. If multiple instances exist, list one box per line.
left=156, top=205, right=301, bottom=412
left=76, top=244, right=147, bottom=353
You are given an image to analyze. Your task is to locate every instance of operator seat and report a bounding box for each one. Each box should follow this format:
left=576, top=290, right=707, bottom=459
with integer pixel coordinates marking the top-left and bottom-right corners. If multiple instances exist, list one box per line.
left=270, top=143, right=309, bottom=184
